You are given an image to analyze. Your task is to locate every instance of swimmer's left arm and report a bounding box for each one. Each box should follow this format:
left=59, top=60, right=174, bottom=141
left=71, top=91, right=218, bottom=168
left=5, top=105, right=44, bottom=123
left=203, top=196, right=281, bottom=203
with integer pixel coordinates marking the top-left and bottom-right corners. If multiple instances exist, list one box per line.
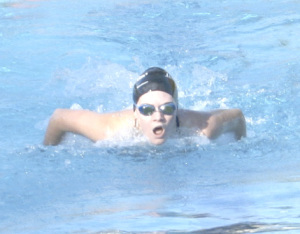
left=203, top=109, right=246, bottom=140
left=178, top=108, right=246, bottom=140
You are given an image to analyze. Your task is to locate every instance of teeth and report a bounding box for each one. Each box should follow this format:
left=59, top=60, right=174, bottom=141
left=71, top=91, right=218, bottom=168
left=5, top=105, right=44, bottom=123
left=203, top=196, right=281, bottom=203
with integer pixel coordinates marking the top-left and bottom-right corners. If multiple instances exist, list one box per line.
left=153, top=126, right=163, bottom=135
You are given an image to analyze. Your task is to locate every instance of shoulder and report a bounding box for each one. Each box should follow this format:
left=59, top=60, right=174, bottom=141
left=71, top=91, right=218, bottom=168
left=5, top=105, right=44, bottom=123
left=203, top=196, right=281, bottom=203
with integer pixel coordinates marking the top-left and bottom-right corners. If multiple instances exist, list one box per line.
left=53, top=108, right=135, bottom=137
left=177, top=108, right=246, bottom=140
left=106, top=109, right=135, bottom=126
left=177, top=109, right=211, bottom=129
left=79, top=108, right=135, bottom=128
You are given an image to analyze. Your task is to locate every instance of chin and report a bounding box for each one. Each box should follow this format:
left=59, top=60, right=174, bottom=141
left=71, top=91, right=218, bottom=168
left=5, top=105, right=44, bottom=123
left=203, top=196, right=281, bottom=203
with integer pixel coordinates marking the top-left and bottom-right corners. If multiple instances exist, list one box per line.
left=149, top=138, right=167, bottom=145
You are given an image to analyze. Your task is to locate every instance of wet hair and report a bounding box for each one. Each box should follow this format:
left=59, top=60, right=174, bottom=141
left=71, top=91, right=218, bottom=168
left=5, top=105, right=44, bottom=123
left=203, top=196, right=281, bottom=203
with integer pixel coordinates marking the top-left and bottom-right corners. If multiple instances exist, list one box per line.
left=133, top=67, right=178, bottom=105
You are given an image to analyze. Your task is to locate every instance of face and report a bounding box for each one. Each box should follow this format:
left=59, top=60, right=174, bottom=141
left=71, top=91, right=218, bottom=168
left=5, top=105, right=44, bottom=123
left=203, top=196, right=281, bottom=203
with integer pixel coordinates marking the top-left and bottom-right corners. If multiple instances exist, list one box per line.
left=134, top=91, right=177, bottom=145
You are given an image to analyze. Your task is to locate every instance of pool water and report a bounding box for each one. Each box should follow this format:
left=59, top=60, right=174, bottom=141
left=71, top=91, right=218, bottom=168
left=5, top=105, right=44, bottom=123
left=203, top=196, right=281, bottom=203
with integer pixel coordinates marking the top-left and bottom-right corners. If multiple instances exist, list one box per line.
left=1, top=0, right=300, bottom=233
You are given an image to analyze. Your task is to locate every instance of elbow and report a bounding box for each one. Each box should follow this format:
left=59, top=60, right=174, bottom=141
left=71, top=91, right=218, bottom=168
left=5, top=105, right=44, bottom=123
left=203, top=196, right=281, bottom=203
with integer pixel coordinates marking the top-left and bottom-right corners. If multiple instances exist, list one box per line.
left=203, top=129, right=222, bottom=140
left=232, top=108, right=244, bottom=118
left=43, top=109, right=66, bottom=146
left=47, top=109, right=64, bottom=128
left=203, top=108, right=247, bottom=141
left=52, top=108, right=65, bottom=119
left=234, top=109, right=247, bottom=140
left=202, top=119, right=222, bottom=140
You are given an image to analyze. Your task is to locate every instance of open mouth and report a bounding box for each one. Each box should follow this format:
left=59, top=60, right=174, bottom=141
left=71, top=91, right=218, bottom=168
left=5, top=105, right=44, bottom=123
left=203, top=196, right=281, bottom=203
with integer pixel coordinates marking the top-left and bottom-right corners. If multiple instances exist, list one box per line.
left=153, top=126, right=164, bottom=136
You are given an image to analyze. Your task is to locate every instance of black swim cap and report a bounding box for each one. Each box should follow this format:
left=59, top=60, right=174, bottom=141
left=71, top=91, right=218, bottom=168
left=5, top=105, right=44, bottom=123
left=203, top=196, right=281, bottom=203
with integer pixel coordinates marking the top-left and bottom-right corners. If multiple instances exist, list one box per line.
left=133, top=67, right=178, bottom=105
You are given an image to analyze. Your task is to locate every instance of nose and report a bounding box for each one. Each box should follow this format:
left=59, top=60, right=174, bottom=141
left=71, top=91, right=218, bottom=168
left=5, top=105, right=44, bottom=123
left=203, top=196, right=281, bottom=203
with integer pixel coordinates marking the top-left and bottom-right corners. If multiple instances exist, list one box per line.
left=151, top=109, right=165, bottom=121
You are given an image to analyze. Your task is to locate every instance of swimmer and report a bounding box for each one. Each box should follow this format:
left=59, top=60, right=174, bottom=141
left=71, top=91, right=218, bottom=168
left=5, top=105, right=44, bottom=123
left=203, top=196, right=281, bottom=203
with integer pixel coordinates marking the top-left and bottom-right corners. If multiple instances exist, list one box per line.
left=43, top=67, right=246, bottom=145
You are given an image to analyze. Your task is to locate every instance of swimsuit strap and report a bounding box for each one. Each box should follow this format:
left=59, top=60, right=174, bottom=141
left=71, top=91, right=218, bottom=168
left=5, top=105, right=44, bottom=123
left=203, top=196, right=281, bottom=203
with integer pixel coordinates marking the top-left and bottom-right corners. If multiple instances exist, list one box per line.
left=176, top=115, right=180, bottom=128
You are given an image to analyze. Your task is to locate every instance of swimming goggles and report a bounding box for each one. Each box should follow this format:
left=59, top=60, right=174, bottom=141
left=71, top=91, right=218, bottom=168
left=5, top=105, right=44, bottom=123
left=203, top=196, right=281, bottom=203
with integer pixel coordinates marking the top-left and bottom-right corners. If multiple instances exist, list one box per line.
left=135, top=102, right=177, bottom=116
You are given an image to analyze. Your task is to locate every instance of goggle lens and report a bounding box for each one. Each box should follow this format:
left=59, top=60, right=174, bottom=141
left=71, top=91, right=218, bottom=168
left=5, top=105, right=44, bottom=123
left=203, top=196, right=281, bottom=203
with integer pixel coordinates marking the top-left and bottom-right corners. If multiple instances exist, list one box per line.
left=160, top=103, right=176, bottom=115
left=137, top=103, right=176, bottom=116
left=139, top=105, right=155, bottom=116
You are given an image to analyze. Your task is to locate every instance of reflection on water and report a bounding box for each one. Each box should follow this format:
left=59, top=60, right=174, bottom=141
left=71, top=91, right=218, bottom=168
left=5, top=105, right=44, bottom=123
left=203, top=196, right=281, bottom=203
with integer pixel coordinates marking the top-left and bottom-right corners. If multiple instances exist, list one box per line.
left=187, top=222, right=300, bottom=234
left=0, top=0, right=44, bottom=9
left=1, top=0, right=300, bottom=232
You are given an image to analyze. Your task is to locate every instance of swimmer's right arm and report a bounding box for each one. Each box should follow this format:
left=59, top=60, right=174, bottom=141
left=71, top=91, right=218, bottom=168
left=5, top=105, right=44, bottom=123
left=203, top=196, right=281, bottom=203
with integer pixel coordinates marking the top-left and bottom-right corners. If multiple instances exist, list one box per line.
left=43, top=109, right=101, bottom=145
left=43, top=109, right=134, bottom=145
left=43, top=109, right=66, bottom=145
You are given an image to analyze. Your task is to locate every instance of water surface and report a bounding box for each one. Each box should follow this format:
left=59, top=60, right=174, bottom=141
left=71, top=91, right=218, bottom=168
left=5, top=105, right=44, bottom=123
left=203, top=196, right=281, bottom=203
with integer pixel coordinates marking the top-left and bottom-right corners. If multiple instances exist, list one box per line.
left=1, top=0, right=300, bottom=233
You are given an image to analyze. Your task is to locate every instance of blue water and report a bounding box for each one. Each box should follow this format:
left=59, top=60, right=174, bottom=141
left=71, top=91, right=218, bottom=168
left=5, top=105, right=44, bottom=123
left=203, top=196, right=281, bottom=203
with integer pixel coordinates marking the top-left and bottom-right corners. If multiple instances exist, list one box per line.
left=1, top=0, right=300, bottom=233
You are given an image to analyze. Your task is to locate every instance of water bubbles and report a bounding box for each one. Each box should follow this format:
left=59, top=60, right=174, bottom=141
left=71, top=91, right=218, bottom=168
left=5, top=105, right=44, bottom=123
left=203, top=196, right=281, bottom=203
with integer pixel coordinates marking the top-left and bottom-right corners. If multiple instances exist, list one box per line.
left=64, top=159, right=71, bottom=166
left=240, top=14, right=261, bottom=23
left=0, top=67, right=11, bottom=72
left=70, top=103, right=83, bottom=110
